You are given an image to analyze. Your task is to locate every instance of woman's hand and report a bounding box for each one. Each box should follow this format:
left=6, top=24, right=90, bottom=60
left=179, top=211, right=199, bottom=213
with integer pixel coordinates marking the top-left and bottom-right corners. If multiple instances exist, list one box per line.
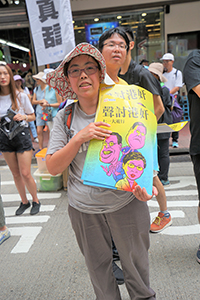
left=13, top=113, right=26, bottom=122
left=74, top=122, right=112, bottom=145
left=132, top=185, right=158, bottom=202
left=40, top=99, right=48, bottom=107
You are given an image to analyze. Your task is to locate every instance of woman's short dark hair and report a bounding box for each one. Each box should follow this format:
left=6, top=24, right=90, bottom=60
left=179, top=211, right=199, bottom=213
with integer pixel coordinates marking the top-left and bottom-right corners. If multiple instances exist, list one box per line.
left=98, top=27, right=130, bottom=53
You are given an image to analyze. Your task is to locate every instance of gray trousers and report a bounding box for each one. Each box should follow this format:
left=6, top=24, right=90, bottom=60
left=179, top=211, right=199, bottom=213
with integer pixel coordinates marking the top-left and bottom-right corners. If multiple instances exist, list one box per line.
left=0, top=195, right=5, bottom=228
left=68, top=199, right=156, bottom=300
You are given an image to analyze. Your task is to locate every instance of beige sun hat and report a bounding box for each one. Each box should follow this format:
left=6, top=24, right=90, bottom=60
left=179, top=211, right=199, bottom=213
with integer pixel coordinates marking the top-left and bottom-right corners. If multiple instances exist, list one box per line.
left=46, top=42, right=106, bottom=100
left=32, top=71, right=46, bottom=83
left=42, top=68, right=55, bottom=80
left=148, top=62, right=167, bottom=83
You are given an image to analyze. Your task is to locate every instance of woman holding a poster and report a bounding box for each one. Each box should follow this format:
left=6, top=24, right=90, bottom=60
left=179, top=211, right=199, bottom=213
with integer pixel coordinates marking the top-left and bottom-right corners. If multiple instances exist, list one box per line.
left=46, top=42, right=157, bottom=300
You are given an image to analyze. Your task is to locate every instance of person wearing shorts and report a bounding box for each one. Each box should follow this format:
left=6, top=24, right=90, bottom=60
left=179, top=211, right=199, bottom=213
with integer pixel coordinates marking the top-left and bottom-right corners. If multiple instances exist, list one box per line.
left=0, top=63, right=40, bottom=216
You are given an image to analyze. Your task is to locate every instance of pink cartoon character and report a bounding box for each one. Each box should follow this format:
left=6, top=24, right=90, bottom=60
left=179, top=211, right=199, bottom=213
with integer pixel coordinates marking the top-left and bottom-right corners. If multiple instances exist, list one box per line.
left=100, top=132, right=123, bottom=182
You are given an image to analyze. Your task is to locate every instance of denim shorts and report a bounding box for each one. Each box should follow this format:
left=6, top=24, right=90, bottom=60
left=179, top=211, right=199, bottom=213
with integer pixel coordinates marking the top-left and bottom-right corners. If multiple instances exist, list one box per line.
left=36, top=112, right=47, bottom=127
left=0, top=127, right=33, bottom=153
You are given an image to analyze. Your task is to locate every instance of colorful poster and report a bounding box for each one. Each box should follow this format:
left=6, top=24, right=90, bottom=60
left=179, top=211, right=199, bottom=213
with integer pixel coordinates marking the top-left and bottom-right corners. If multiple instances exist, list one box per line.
left=81, top=84, right=157, bottom=195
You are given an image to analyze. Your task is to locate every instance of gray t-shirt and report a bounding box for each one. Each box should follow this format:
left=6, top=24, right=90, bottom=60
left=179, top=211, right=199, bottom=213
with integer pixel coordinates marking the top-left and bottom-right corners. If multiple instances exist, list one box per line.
left=47, top=101, right=135, bottom=214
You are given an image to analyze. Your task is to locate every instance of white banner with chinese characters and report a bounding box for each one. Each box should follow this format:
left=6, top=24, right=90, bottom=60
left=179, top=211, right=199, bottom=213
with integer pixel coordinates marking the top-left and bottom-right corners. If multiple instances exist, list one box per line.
left=25, top=0, right=75, bottom=66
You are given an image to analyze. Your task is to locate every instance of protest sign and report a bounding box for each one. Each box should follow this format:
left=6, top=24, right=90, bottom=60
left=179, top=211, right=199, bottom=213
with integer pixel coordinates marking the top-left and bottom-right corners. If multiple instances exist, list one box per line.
left=82, top=84, right=157, bottom=195
left=26, top=0, right=75, bottom=66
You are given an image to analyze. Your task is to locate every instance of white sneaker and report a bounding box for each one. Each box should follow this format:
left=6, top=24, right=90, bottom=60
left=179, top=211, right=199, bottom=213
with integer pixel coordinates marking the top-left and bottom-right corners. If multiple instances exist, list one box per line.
left=34, top=137, right=39, bottom=143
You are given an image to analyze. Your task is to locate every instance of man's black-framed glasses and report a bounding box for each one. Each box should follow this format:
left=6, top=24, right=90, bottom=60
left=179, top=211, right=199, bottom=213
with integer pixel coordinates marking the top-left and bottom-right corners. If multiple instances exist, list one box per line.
left=103, top=42, right=128, bottom=50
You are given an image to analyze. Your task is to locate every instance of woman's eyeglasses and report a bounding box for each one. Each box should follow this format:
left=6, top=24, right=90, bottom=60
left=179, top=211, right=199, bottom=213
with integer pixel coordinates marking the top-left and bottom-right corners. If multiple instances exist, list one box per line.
left=68, top=65, right=99, bottom=78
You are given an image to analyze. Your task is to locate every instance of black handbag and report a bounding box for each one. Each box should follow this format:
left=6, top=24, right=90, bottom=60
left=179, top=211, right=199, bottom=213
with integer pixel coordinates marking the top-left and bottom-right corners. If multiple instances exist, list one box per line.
left=0, top=108, right=26, bottom=140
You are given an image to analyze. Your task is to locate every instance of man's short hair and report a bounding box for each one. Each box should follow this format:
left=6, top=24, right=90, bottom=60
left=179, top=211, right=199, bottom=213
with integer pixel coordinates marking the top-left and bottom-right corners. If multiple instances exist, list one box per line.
left=98, top=27, right=130, bottom=53
left=119, top=26, right=134, bottom=42
left=111, top=132, right=122, bottom=144
left=139, top=59, right=149, bottom=65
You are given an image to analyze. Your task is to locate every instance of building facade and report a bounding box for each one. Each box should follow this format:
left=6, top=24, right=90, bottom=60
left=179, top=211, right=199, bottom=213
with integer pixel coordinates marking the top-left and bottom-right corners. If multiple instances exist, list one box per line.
left=0, top=0, right=199, bottom=72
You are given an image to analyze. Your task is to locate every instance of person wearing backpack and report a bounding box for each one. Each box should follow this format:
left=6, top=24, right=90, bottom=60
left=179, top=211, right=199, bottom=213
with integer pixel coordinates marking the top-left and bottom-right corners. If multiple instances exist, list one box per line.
left=160, top=53, right=183, bottom=148
left=46, top=42, right=158, bottom=300
left=113, top=27, right=171, bottom=233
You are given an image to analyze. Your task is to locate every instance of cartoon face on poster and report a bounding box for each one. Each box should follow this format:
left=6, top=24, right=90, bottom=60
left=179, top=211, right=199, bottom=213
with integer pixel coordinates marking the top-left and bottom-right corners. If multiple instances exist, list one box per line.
left=81, top=84, right=157, bottom=195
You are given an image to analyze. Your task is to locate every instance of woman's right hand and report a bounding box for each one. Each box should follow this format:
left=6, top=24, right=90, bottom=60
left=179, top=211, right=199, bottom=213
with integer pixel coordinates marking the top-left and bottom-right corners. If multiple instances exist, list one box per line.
left=75, top=122, right=112, bottom=144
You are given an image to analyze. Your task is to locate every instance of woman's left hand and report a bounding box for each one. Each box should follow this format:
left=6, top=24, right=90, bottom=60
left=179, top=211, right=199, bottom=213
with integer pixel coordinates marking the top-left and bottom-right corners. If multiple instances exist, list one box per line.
left=132, top=185, right=158, bottom=202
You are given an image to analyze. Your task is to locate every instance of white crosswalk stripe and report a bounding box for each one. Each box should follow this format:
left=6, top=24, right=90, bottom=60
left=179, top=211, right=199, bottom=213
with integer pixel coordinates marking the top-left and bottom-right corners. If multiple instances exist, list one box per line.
left=2, top=192, right=62, bottom=202
left=1, top=178, right=61, bottom=253
left=9, top=227, right=42, bottom=254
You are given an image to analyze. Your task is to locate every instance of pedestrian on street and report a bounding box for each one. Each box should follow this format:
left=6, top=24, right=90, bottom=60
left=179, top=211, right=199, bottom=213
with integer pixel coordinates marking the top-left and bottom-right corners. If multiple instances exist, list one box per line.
left=160, top=53, right=183, bottom=148
left=140, top=59, right=149, bottom=67
left=46, top=42, right=157, bottom=300
left=0, top=63, right=40, bottom=216
left=13, top=74, right=39, bottom=143
left=40, top=69, right=63, bottom=133
left=183, top=49, right=200, bottom=263
left=102, top=26, right=171, bottom=233
left=148, top=63, right=173, bottom=186
left=32, top=72, right=50, bottom=150
left=24, top=68, right=34, bottom=95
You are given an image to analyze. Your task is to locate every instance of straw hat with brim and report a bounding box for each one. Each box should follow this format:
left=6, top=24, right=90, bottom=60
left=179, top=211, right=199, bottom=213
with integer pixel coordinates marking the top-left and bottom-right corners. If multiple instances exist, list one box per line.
left=32, top=72, right=46, bottom=83
left=46, top=42, right=106, bottom=100
left=148, top=62, right=167, bottom=83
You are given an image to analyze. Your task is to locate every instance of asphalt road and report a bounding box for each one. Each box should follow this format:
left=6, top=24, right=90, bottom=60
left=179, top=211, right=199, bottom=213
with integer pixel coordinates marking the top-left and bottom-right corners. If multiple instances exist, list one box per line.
left=1, top=156, right=200, bottom=300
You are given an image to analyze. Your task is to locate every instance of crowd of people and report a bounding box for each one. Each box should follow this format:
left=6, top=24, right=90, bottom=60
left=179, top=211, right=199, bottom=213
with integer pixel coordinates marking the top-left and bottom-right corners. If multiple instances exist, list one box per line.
left=0, top=25, right=199, bottom=299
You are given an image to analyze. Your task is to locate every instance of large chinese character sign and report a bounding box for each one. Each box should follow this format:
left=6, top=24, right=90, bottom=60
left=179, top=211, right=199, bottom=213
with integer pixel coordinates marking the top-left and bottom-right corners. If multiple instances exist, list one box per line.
left=26, top=0, right=75, bottom=66
left=81, top=84, right=157, bottom=195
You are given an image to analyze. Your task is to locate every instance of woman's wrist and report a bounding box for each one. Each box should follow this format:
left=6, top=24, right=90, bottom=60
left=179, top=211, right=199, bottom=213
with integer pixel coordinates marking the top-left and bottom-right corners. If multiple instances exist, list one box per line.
left=25, top=115, right=28, bottom=122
